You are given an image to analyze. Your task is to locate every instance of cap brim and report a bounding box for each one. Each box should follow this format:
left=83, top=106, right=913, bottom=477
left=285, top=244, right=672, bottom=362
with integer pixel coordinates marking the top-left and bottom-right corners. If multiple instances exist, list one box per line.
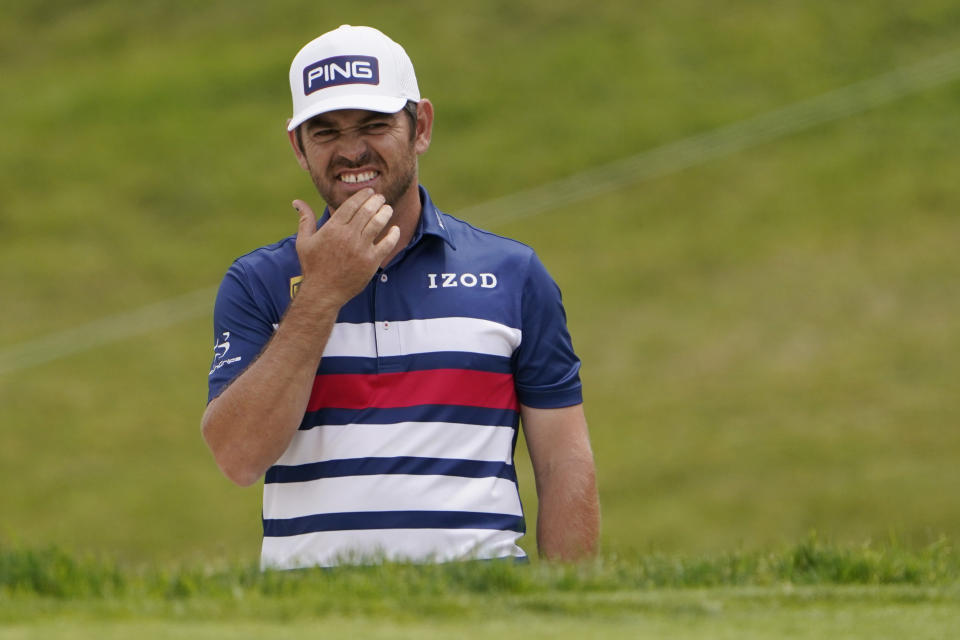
left=287, top=94, right=409, bottom=131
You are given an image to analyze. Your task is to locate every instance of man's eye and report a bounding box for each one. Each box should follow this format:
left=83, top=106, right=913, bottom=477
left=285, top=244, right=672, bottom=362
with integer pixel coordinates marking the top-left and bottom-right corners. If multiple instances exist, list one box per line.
left=313, top=129, right=337, bottom=139
left=363, top=122, right=390, bottom=133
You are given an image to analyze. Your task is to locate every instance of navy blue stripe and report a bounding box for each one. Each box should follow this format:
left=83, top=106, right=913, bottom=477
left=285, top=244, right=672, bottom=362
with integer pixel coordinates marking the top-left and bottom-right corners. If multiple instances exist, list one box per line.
left=265, top=456, right=516, bottom=484
left=263, top=510, right=526, bottom=537
left=318, top=352, right=513, bottom=375
left=300, top=405, right=519, bottom=428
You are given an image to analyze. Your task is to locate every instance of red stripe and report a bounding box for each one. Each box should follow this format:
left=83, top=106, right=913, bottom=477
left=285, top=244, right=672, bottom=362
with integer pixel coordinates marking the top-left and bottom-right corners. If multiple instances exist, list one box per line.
left=306, top=369, right=519, bottom=412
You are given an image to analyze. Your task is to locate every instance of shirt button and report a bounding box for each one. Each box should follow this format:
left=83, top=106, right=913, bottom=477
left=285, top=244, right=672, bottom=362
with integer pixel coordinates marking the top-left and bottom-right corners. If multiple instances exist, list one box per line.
left=380, top=273, right=389, bottom=283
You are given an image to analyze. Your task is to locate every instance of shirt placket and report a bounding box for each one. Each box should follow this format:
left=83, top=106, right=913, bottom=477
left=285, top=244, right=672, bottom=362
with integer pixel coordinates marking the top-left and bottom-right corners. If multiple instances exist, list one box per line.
left=372, top=268, right=402, bottom=372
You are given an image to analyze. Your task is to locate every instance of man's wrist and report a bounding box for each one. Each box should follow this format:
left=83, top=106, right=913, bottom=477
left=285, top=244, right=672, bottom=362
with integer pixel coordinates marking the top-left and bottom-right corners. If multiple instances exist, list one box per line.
left=288, top=279, right=348, bottom=320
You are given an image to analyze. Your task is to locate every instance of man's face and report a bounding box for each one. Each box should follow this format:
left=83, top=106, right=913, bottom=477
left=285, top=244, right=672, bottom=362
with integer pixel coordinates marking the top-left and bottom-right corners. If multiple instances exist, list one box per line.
left=296, top=108, right=418, bottom=211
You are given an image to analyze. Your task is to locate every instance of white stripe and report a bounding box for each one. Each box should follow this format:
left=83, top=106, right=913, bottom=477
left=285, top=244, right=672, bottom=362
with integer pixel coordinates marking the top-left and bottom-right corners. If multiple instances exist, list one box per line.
left=275, top=422, right=516, bottom=467
left=263, top=474, right=522, bottom=520
left=5, top=47, right=960, bottom=374
left=322, top=316, right=522, bottom=358
left=322, top=322, right=374, bottom=357
left=261, top=528, right=525, bottom=569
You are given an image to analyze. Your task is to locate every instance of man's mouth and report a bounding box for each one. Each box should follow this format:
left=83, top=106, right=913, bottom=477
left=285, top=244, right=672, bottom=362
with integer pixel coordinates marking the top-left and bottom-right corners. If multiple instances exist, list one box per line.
left=339, top=170, right=379, bottom=184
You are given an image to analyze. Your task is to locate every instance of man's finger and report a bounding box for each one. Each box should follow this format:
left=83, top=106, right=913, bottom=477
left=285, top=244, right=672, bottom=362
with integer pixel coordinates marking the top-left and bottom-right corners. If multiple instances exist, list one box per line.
left=331, top=188, right=377, bottom=225
left=372, top=225, right=401, bottom=262
left=361, top=204, right=394, bottom=240
left=343, top=191, right=386, bottom=230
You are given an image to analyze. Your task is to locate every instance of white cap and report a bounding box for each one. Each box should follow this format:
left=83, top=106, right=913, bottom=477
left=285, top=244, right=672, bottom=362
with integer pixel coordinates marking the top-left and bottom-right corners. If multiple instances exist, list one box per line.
left=287, top=25, right=420, bottom=131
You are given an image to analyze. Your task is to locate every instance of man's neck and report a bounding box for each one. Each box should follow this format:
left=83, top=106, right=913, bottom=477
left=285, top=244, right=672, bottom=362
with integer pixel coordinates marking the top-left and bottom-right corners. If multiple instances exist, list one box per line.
left=379, top=182, right=422, bottom=267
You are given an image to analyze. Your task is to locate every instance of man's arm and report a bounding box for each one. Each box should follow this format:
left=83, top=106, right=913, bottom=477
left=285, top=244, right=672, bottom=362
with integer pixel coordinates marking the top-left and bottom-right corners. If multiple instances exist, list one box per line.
left=201, top=190, right=399, bottom=486
left=520, top=403, right=600, bottom=561
left=201, top=291, right=337, bottom=487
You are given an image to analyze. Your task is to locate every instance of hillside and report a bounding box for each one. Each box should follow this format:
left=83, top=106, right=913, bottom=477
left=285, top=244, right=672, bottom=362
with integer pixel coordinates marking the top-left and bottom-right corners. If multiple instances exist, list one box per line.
left=1, top=1, right=959, bottom=562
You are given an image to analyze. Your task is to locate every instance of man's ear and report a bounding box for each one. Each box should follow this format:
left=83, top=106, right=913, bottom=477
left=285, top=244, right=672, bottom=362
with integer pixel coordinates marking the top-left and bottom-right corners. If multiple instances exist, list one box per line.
left=414, top=99, right=434, bottom=155
left=287, top=121, right=310, bottom=171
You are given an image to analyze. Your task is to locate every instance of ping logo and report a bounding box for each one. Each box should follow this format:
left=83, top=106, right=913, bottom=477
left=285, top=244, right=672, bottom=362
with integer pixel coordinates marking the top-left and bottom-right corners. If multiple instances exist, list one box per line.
left=303, top=55, right=379, bottom=95
left=289, top=275, right=304, bottom=299
left=427, top=273, right=498, bottom=289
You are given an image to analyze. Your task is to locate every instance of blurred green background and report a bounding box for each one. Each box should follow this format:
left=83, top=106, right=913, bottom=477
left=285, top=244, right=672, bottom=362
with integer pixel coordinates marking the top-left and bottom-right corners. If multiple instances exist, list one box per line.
left=1, top=0, right=958, bottom=564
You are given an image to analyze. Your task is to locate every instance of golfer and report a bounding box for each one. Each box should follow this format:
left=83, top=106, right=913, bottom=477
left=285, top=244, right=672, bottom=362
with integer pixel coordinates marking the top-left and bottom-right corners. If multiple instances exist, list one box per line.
left=202, top=25, right=599, bottom=569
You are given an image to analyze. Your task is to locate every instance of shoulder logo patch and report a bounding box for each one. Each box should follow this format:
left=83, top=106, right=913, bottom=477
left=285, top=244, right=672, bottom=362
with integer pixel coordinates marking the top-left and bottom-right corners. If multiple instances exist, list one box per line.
left=290, top=275, right=304, bottom=299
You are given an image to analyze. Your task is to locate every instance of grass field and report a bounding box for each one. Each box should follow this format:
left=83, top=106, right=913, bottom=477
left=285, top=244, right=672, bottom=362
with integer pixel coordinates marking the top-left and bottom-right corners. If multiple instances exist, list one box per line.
left=1, top=0, right=960, bottom=635
left=3, top=540, right=959, bottom=638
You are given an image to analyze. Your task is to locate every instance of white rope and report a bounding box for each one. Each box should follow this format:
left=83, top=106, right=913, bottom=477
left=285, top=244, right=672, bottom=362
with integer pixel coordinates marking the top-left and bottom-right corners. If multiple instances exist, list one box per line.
left=458, top=46, right=960, bottom=227
left=3, top=47, right=959, bottom=375
left=0, top=287, right=218, bottom=376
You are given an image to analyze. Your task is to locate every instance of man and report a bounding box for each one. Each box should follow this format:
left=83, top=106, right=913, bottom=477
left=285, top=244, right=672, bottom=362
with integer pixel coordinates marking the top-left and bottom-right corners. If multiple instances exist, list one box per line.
left=202, top=25, right=599, bottom=569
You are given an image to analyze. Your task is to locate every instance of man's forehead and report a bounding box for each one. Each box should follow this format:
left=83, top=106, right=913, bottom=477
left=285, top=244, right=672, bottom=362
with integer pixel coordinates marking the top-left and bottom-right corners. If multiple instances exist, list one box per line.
left=304, top=108, right=399, bottom=128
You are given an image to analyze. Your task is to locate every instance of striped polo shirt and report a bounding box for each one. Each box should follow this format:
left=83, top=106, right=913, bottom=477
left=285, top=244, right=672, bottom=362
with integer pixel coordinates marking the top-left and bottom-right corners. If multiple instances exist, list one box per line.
left=207, top=186, right=582, bottom=569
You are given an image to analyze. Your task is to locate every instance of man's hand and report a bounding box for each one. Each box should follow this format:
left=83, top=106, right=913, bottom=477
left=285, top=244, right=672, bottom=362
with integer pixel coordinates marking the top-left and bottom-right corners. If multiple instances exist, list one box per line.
left=202, top=189, right=400, bottom=487
left=293, top=189, right=401, bottom=309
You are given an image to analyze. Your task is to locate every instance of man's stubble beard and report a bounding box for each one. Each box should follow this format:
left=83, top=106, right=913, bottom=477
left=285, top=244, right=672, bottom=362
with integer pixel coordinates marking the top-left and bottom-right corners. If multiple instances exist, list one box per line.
left=309, top=146, right=418, bottom=212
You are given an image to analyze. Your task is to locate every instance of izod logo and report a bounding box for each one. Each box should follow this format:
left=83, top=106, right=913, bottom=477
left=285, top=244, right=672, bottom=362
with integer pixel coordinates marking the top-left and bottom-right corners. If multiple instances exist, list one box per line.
left=427, top=273, right=498, bottom=289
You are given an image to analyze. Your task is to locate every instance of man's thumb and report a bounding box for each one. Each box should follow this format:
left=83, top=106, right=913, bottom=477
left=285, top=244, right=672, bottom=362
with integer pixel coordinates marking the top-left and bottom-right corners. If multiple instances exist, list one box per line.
left=293, top=199, right=316, bottom=241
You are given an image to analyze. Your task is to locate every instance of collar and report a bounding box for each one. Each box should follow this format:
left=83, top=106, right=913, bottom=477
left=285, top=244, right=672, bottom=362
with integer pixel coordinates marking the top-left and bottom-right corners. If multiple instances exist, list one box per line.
left=318, top=184, right=457, bottom=251
left=413, top=185, right=457, bottom=250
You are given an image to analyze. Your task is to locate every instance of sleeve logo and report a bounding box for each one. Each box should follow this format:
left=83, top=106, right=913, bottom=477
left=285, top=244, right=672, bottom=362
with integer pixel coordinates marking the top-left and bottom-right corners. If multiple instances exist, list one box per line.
left=209, top=331, right=242, bottom=375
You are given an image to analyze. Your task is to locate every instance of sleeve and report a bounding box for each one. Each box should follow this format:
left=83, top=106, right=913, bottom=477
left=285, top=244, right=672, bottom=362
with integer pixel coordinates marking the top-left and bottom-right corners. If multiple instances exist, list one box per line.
left=206, top=262, right=277, bottom=403
left=512, top=251, right=583, bottom=408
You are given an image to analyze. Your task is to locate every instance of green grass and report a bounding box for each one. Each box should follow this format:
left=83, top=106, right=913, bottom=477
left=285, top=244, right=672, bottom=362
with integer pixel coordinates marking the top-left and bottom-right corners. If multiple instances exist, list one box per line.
left=2, top=540, right=959, bottom=638
left=1, top=0, right=959, bottom=569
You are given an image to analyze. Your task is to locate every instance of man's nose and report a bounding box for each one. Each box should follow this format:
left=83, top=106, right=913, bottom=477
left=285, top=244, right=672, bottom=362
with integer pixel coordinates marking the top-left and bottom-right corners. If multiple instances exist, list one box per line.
left=333, top=129, right=369, bottom=162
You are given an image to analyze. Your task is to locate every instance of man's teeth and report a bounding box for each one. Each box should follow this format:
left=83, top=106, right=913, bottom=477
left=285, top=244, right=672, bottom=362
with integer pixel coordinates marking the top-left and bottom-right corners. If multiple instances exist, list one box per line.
left=340, top=171, right=378, bottom=184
